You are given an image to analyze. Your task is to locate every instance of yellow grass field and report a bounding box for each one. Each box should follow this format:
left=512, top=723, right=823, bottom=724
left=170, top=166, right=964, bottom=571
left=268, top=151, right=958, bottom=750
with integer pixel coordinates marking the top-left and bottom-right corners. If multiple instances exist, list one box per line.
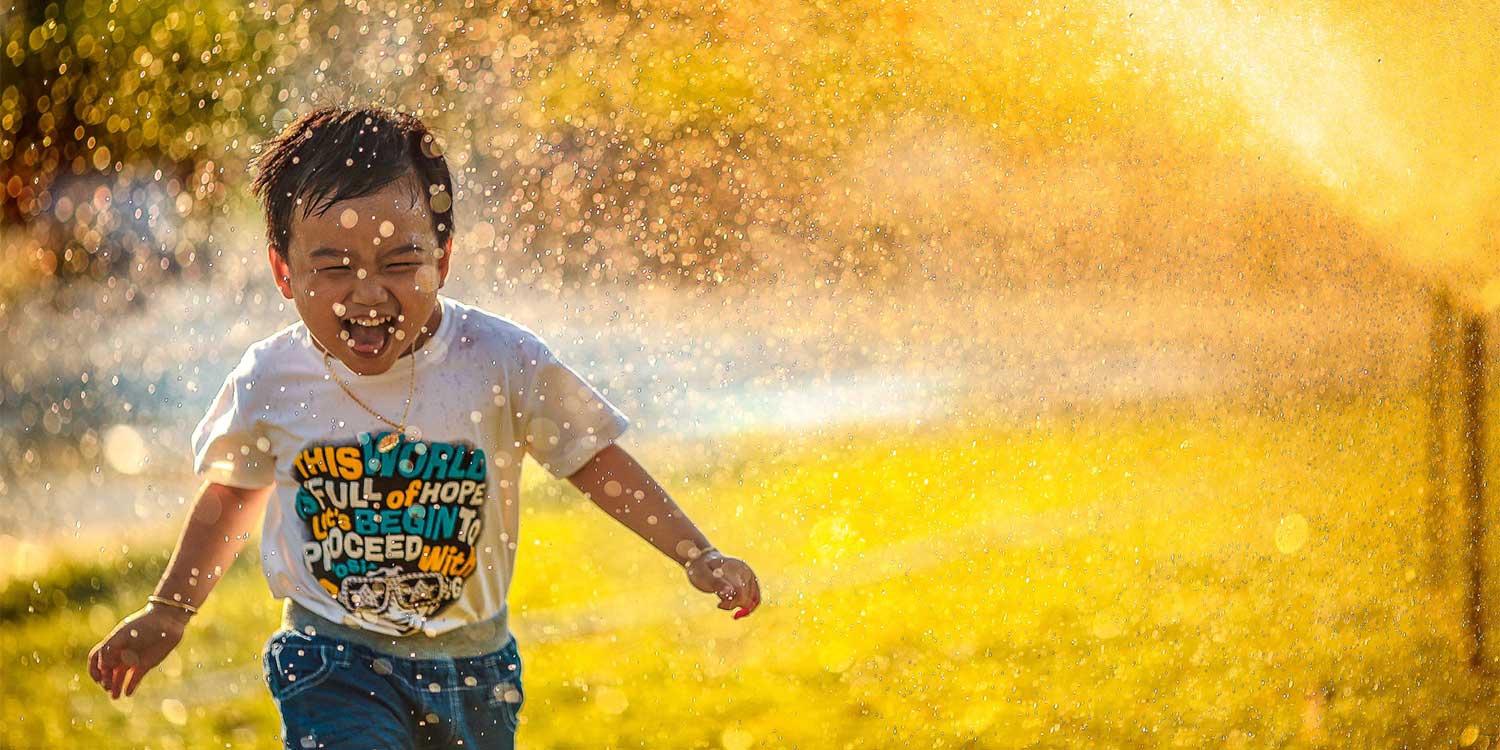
left=2, top=389, right=1496, bottom=749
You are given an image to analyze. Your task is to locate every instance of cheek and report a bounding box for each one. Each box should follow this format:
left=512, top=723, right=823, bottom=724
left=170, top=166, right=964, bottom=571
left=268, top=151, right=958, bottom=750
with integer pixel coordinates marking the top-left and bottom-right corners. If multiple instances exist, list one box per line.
left=413, top=266, right=441, bottom=292
left=300, top=275, right=349, bottom=301
left=294, top=282, right=341, bottom=314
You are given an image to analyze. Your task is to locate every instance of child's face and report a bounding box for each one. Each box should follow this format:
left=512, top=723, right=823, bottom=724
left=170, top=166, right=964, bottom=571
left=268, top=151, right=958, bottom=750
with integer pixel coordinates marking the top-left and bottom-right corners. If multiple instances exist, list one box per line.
left=269, top=176, right=452, bottom=376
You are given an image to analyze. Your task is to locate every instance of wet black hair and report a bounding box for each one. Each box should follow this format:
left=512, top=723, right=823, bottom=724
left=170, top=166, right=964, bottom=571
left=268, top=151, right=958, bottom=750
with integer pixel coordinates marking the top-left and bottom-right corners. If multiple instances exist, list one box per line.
left=248, top=106, right=454, bottom=261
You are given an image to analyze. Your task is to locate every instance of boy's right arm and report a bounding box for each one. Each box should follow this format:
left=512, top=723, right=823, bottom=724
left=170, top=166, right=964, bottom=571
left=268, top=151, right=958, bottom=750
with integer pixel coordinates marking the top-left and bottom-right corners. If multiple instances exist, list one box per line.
left=87, top=480, right=273, bottom=700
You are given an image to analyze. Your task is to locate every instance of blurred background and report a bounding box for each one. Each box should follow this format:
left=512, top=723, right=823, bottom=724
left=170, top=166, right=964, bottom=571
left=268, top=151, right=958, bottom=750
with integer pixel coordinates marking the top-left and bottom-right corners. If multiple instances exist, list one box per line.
left=1, top=0, right=1497, bottom=747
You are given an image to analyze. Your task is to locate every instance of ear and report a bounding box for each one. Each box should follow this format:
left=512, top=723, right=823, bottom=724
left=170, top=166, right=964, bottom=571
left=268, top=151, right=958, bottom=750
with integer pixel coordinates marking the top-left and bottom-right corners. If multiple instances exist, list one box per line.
left=436, top=236, right=453, bottom=289
left=268, top=244, right=294, bottom=299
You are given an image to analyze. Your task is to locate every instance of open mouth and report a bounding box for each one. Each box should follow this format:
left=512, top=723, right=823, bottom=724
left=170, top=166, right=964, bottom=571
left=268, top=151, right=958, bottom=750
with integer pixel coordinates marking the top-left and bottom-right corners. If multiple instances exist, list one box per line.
left=339, top=313, right=396, bottom=357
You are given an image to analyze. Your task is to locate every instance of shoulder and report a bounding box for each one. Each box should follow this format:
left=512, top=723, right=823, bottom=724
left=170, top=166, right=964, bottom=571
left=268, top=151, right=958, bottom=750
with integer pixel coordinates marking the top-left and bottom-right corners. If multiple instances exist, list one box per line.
left=228, top=320, right=313, bottom=382
left=441, top=297, right=550, bottom=358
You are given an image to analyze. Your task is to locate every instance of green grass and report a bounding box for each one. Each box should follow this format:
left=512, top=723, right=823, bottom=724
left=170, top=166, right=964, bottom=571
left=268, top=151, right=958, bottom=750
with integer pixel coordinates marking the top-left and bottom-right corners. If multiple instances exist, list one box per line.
left=2, top=390, right=1496, bottom=749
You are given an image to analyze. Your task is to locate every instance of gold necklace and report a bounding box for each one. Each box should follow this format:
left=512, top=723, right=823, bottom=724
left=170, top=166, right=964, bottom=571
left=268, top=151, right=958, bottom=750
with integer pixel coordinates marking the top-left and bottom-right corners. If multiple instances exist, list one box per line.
left=322, top=345, right=417, bottom=452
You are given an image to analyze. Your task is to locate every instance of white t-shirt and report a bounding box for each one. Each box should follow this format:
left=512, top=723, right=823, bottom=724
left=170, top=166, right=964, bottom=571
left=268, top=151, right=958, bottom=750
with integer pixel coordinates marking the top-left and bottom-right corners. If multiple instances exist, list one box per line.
left=191, top=295, right=629, bottom=640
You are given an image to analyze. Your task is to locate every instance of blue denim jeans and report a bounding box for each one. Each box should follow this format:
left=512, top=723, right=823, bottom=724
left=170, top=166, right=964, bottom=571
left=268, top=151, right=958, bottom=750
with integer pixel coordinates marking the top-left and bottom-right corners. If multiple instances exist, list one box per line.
left=262, top=628, right=525, bottom=750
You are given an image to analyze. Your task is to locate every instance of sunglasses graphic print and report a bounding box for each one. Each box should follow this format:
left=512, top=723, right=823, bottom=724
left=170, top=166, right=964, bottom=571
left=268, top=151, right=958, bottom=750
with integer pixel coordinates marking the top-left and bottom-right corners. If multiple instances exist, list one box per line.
left=291, top=432, right=488, bottom=634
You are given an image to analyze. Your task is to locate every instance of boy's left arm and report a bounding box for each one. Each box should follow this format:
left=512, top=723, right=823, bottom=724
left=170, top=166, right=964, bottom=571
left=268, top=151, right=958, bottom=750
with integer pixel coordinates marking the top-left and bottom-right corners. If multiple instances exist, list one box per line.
left=567, top=443, right=761, bottom=619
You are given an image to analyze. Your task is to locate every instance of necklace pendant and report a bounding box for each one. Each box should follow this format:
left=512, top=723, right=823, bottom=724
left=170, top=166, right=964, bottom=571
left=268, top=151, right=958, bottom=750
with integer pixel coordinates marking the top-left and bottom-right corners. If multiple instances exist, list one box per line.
left=377, top=433, right=402, bottom=453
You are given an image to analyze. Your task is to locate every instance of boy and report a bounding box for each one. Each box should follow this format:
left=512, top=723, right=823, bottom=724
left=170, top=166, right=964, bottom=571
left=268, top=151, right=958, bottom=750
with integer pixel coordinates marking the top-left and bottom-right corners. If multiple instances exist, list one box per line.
left=86, top=106, right=761, bottom=749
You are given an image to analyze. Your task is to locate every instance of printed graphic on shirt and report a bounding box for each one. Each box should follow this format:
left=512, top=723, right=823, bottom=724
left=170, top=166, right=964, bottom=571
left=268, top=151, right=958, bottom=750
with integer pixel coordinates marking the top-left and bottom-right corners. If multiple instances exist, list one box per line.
left=292, top=433, right=487, bottom=635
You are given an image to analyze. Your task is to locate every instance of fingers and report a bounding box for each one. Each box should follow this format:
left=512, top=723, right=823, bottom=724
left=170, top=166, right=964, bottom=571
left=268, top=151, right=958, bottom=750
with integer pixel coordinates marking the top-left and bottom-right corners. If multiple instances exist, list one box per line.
left=123, top=663, right=148, bottom=697
left=735, top=576, right=761, bottom=620
left=714, top=566, right=760, bottom=617
left=715, top=575, right=747, bottom=609
left=88, top=646, right=102, bottom=684
left=110, top=665, right=130, bottom=700
left=92, top=645, right=118, bottom=698
left=697, top=558, right=762, bottom=619
left=733, top=575, right=761, bottom=619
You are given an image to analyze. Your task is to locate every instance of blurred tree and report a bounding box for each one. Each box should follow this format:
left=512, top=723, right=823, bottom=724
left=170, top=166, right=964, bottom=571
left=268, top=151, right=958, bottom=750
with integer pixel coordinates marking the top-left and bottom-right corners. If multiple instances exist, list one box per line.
left=2, top=0, right=275, bottom=293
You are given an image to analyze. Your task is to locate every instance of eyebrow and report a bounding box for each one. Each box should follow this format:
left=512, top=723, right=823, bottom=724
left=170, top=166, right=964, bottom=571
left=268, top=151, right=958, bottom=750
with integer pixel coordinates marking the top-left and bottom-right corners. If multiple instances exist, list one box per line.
left=307, top=243, right=426, bottom=262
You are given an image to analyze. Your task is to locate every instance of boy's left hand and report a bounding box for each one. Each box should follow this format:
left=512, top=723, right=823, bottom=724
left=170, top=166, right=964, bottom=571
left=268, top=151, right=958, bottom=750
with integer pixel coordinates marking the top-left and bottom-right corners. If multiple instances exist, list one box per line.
left=685, top=553, right=761, bottom=619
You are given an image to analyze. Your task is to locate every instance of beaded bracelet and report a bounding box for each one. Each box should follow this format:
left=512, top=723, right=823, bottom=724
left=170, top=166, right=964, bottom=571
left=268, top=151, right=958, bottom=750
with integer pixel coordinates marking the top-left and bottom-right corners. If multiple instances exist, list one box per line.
left=147, top=595, right=200, bottom=616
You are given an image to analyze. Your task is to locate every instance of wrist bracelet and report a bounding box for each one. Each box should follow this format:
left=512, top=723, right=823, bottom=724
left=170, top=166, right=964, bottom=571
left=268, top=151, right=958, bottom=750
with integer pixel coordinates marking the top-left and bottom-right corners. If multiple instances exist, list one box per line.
left=147, top=595, right=200, bottom=616
left=684, top=545, right=718, bottom=567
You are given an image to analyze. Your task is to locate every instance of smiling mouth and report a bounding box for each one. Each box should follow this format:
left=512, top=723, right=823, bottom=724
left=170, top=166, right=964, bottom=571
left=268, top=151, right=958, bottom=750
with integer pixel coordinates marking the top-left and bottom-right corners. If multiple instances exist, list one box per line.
left=340, top=314, right=396, bottom=357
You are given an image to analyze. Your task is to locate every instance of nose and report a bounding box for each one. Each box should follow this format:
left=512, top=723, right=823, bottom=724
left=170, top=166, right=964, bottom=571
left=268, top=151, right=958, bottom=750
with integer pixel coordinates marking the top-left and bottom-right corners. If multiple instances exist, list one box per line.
left=349, top=271, right=390, bottom=308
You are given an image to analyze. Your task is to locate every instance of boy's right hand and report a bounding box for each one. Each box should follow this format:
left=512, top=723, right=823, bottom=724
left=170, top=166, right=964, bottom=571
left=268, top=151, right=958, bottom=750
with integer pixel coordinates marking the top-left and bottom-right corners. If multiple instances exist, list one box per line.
left=87, top=603, right=192, bottom=699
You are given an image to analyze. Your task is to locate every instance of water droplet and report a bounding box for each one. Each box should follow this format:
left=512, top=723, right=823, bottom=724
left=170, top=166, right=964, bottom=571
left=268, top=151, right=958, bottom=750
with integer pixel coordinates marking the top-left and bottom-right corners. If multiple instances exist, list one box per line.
left=102, top=425, right=147, bottom=475
left=1459, top=725, right=1481, bottom=747
left=595, top=685, right=627, bottom=714
left=721, top=727, right=754, bottom=750
left=1276, top=514, right=1310, bottom=555
left=160, top=698, right=188, bottom=726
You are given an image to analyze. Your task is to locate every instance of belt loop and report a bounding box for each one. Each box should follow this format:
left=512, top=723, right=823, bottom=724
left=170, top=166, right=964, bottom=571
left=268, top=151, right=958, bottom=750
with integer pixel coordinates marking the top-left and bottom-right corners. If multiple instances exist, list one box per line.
left=335, top=640, right=355, bottom=668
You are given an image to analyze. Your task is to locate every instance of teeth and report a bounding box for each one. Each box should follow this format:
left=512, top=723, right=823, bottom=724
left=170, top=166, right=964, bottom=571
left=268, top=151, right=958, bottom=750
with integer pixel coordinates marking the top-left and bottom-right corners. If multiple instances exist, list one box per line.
left=348, top=316, right=391, bottom=327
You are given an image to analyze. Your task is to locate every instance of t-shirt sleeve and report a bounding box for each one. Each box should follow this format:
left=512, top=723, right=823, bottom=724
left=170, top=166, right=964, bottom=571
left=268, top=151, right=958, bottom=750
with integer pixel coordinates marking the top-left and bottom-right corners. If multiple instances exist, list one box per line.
left=190, top=350, right=277, bottom=489
left=517, top=332, right=631, bottom=479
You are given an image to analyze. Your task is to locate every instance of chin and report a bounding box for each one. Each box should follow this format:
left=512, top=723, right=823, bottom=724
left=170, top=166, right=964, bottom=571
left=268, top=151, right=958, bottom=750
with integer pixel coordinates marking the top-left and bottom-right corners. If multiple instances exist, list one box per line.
left=340, top=353, right=398, bottom=375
